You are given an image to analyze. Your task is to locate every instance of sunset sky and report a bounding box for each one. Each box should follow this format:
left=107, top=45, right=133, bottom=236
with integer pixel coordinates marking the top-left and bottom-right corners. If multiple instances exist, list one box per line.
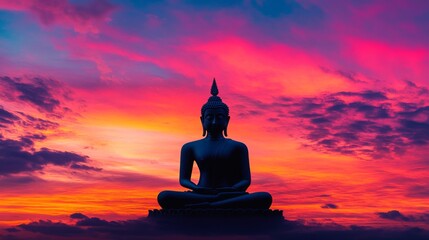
left=1, top=0, right=429, bottom=236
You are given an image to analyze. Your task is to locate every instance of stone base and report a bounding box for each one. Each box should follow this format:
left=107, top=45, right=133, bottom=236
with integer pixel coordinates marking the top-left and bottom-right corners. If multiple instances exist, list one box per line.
left=146, top=209, right=284, bottom=234
left=148, top=208, right=283, bottom=219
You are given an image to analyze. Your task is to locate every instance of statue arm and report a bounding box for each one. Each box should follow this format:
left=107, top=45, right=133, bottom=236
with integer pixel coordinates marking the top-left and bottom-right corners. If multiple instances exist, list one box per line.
left=179, top=143, right=198, bottom=190
left=231, top=143, right=251, bottom=191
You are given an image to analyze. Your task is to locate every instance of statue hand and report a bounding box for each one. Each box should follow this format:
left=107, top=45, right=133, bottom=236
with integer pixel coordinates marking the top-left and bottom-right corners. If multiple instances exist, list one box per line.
left=215, top=187, right=238, bottom=192
left=216, top=191, right=248, bottom=200
left=193, top=186, right=217, bottom=194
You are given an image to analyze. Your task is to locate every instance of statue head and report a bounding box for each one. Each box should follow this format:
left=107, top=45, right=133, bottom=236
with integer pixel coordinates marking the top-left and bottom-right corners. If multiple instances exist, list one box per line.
left=201, top=79, right=230, bottom=137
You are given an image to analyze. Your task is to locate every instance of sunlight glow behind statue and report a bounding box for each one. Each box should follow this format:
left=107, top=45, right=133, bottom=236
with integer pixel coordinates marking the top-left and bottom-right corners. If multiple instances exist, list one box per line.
left=157, top=79, right=272, bottom=209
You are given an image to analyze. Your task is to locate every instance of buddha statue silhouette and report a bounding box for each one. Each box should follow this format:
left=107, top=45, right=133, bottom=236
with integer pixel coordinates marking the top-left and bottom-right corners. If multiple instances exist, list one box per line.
left=157, top=79, right=272, bottom=209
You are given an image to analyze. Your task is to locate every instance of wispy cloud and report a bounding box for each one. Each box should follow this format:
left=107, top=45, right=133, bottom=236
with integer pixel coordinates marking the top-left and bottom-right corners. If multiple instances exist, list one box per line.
left=0, top=76, right=98, bottom=176
left=0, top=76, right=70, bottom=115
left=0, top=134, right=99, bottom=175
left=0, top=0, right=116, bottom=34
left=232, top=79, right=429, bottom=160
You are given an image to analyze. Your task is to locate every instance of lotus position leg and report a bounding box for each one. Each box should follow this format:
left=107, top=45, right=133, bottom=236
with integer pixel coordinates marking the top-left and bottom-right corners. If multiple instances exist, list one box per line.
left=158, top=190, right=272, bottom=209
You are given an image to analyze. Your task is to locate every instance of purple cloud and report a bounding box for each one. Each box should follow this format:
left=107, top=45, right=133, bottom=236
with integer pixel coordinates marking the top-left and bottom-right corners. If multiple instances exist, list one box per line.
left=9, top=213, right=429, bottom=239
left=0, top=75, right=96, bottom=176
left=0, top=76, right=63, bottom=113
left=0, top=135, right=98, bottom=176
left=76, top=217, right=118, bottom=227
left=70, top=213, right=88, bottom=220
left=17, top=112, right=60, bottom=130
left=321, top=203, right=339, bottom=209
left=0, top=107, right=20, bottom=126
left=18, top=220, right=84, bottom=237
left=233, top=80, right=429, bottom=160
left=377, top=210, right=429, bottom=223
left=1, top=0, right=117, bottom=34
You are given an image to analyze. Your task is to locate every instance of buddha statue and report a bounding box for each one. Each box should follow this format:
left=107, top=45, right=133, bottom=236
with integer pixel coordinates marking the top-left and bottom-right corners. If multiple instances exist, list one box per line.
left=157, top=79, right=272, bottom=209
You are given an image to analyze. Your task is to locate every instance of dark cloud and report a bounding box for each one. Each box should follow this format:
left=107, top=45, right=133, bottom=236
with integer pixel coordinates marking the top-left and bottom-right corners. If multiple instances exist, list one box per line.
left=327, top=102, right=348, bottom=113
left=398, top=106, right=429, bottom=118
left=70, top=213, right=88, bottom=220
left=333, top=132, right=358, bottom=141
left=0, top=108, right=59, bottom=134
left=398, top=102, right=419, bottom=111
left=233, top=98, right=268, bottom=118
left=397, top=120, right=429, bottom=145
left=18, top=113, right=60, bottom=130
left=267, top=117, right=280, bottom=122
left=377, top=210, right=429, bottom=223
left=0, top=76, right=62, bottom=113
left=317, top=194, right=331, bottom=198
left=347, top=102, right=390, bottom=119
left=311, top=117, right=331, bottom=124
left=0, top=135, right=98, bottom=176
left=321, top=203, right=339, bottom=209
left=5, top=227, right=20, bottom=233
left=378, top=210, right=411, bottom=221
left=18, top=220, right=84, bottom=237
left=76, top=217, right=119, bottom=227
left=34, top=148, right=87, bottom=165
left=407, top=184, right=429, bottom=198
left=9, top=214, right=429, bottom=240
left=277, top=96, right=293, bottom=102
left=16, top=215, right=157, bottom=238
left=0, top=107, right=20, bottom=126
left=320, top=66, right=365, bottom=83
left=320, top=67, right=367, bottom=84
left=335, top=91, right=387, bottom=101
left=16, top=81, right=59, bottom=112
left=0, top=137, right=34, bottom=175
left=18, top=136, right=34, bottom=148
left=293, top=112, right=323, bottom=118
left=0, top=76, right=92, bottom=178
left=70, top=163, right=102, bottom=171
left=237, top=110, right=264, bottom=118
left=307, top=128, right=330, bottom=141
left=336, top=70, right=366, bottom=83
left=235, top=81, right=429, bottom=159
left=0, top=79, right=66, bottom=179
left=0, top=175, right=42, bottom=186
left=23, top=133, right=47, bottom=140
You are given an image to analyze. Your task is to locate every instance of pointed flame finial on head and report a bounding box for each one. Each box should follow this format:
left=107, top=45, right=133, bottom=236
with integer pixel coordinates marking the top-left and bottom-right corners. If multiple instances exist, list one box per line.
left=201, top=78, right=228, bottom=116
left=211, top=78, right=219, bottom=96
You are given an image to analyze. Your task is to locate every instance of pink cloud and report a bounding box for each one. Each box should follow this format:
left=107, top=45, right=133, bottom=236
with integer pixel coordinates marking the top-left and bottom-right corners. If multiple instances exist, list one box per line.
left=343, top=37, right=429, bottom=85
left=0, top=0, right=116, bottom=33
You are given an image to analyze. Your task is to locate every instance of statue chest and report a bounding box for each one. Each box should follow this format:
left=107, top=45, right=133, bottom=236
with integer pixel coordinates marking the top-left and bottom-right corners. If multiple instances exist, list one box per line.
left=193, top=144, right=239, bottom=173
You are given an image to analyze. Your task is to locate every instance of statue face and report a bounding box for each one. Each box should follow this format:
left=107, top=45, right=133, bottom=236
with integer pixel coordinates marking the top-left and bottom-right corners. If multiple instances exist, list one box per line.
left=201, top=108, right=229, bottom=135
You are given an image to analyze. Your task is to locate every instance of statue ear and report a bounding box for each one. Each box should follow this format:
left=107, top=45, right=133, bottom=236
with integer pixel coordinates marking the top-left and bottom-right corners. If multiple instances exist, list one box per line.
left=223, top=116, right=230, bottom=137
left=200, top=116, right=206, bottom=136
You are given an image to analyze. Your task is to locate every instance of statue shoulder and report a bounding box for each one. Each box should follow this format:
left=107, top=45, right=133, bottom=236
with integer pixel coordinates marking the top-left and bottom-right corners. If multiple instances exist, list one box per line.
left=226, top=139, right=248, bottom=150
left=181, top=139, right=204, bottom=151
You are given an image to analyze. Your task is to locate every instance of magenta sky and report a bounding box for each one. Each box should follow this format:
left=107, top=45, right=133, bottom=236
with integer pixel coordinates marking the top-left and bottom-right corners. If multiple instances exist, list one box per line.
left=1, top=0, right=429, bottom=238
